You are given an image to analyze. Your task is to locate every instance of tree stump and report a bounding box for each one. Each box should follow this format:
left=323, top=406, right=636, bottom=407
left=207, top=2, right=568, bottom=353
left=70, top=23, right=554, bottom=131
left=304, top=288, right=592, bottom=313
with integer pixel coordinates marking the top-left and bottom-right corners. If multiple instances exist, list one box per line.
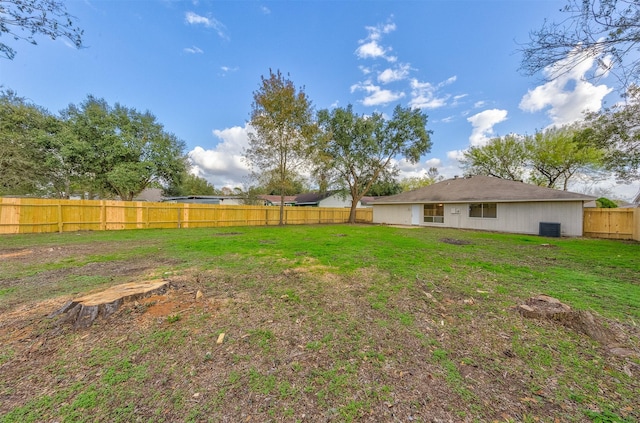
left=516, top=294, right=637, bottom=358
left=50, top=280, right=169, bottom=328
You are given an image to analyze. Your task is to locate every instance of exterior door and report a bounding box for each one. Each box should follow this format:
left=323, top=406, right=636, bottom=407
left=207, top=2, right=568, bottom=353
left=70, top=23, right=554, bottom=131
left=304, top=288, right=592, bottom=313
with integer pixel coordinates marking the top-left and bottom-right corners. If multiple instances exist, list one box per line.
left=411, top=205, right=421, bottom=225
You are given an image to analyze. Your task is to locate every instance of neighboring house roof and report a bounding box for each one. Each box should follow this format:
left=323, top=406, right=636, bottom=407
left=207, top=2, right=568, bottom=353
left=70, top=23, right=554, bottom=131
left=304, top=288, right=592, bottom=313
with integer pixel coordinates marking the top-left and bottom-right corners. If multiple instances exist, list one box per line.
left=360, top=196, right=376, bottom=206
left=634, top=189, right=640, bottom=204
left=295, top=192, right=335, bottom=206
left=162, top=195, right=241, bottom=204
left=374, top=175, right=596, bottom=204
left=133, top=187, right=164, bottom=202
left=257, top=195, right=297, bottom=205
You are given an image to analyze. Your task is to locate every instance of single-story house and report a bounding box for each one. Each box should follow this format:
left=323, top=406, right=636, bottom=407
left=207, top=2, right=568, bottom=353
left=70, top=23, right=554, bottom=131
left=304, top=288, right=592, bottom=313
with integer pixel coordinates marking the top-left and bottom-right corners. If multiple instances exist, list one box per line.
left=257, top=195, right=298, bottom=206
left=162, top=195, right=243, bottom=205
left=373, top=175, right=595, bottom=236
left=295, top=191, right=368, bottom=208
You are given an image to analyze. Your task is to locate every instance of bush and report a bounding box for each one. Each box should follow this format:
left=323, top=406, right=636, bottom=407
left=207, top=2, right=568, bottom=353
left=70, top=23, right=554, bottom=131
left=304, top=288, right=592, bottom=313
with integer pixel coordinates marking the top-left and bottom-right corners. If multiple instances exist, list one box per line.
left=596, top=197, right=618, bottom=208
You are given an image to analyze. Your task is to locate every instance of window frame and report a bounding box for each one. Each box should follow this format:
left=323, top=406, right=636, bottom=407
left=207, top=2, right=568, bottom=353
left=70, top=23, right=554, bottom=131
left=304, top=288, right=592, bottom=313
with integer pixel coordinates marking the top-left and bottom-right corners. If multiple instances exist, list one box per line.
left=469, top=203, right=497, bottom=219
left=423, top=203, right=444, bottom=223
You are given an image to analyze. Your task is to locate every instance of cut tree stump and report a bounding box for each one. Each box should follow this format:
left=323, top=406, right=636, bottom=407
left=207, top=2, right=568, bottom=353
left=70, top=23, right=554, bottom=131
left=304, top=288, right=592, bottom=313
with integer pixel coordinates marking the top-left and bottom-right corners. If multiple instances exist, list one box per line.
left=50, top=280, right=170, bottom=328
left=516, top=294, right=637, bottom=358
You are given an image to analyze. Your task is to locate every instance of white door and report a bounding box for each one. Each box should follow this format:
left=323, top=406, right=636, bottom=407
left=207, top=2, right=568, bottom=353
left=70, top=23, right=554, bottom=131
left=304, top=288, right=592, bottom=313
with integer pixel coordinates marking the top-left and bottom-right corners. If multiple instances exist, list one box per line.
left=411, top=205, right=421, bottom=225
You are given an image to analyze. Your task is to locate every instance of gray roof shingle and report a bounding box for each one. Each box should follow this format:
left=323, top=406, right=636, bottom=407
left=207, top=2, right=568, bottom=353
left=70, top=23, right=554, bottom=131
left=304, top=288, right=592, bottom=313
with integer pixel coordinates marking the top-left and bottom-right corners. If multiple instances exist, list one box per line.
left=374, top=175, right=595, bottom=204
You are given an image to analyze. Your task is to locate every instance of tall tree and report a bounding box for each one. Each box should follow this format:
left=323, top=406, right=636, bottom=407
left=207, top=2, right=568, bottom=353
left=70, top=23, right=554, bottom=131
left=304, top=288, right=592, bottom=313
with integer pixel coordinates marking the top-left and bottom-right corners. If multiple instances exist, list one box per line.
left=245, top=69, right=316, bottom=225
left=0, top=90, right=50, bottom=194
left=520, top=0, right=640, bottom=89
left=581, top=85, right=640, bottom=182
left=526, top=126, right=604, bottom=190
left=62, top=96, right=188, bottom=200
left=317, top=104, right=432, bottom=223
left=1, top=0, right=83, bottom=60
left=460, top=135, right=528, bottom=181
left=399, top=168, right=443, bottom=192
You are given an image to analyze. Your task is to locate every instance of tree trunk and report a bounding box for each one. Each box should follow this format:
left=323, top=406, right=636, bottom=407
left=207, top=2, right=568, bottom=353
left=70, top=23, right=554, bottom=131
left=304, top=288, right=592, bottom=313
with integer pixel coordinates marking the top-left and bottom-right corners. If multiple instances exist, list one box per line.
left=348, top=198, right=359, bottom=223
left=49, top=280, right=169, bottom=328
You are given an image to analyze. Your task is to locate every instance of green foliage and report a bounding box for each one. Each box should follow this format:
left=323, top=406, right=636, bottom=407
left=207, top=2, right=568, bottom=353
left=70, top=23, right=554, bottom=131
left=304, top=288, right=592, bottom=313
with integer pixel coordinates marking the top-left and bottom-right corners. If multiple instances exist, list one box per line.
left=316, top=104, right=432, bottom=221
left=0, top=0, right=83, bottom=60
left=461, top=126, right=605, bottom=190
left=461, top=134, right=527, bottom=181
left=399, top=168, right=443, bottom=192
left=596, top=197, right=618, bottom=208
left=61, top=96, right=188, bottom=200
left=582, top=85, right=640, bottom=183
left=246, top=69, right=317, bottom=224
left=0, top=92, right=188, bottom=199
left=367, top=177, right=402, bottom=196
left=0, top=91, right=57, bottom=196
left=164, top=173, right=217, bottom=197
left=527, top=125, right=604, bottom=190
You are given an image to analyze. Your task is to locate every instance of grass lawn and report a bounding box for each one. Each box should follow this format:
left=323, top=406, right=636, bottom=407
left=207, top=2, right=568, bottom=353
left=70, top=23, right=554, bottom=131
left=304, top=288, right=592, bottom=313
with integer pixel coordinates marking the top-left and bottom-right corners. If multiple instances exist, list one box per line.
left=0, top=224, right=638, bottom=422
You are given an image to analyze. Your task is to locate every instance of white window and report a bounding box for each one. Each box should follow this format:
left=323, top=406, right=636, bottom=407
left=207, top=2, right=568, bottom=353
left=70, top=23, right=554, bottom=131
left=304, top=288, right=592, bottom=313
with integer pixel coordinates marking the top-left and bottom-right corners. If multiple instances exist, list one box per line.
left=469, top=203, right=497, bottom=218
left=424, top=204, right=444, bottom=223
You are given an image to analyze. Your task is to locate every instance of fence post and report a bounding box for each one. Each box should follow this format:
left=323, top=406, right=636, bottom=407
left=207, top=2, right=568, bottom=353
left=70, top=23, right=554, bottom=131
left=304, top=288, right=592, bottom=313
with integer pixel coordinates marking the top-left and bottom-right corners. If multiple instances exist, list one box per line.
left=57, top=203, right=63, bottom=233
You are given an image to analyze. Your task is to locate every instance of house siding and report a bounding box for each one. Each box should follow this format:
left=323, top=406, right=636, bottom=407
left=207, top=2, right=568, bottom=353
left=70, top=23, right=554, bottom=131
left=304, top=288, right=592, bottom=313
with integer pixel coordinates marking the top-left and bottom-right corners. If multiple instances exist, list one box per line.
left=373, top=204, right=414, bottom=226
left=373, top=201, right=585, bottom=236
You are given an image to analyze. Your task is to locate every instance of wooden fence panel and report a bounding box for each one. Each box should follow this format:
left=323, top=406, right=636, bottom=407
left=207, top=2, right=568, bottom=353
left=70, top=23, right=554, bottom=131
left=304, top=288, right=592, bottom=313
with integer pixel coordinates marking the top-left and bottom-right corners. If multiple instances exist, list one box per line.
left=0, top=198, right=374, bottom=234
left=583, top=208, right=638, bottom=240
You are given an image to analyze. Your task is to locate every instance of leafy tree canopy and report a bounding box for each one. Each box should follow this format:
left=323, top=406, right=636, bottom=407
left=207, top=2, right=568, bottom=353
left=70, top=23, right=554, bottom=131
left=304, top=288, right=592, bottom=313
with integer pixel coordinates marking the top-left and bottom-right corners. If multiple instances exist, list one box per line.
left=0, top=90, right=59, bottom=195
left=60, top=96, right=188, bottom=200
left=461, top=126, right=605, bottom=190
left=1, top=0, right=83, bottom=60
left=164, top=173, right=217, bottom=197
left=461, top=135, right=527, bottom=181
left=581, top=85, right=640, bottom=182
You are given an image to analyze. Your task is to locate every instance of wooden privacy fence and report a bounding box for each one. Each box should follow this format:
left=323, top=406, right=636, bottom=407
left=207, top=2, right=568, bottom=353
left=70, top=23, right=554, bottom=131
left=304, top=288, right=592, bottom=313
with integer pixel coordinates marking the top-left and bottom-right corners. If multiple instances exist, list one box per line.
left=583, top=208, right=639, bottom=241
left=0, top=198, right=373, bottom=234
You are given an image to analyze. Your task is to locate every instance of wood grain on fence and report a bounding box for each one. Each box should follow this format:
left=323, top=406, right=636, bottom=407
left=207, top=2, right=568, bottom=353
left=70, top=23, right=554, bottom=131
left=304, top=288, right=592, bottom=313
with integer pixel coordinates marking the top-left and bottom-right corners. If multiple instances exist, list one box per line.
left=0, top=198, right=373, bottom=234
left=583, top=208, right=639, bottom=241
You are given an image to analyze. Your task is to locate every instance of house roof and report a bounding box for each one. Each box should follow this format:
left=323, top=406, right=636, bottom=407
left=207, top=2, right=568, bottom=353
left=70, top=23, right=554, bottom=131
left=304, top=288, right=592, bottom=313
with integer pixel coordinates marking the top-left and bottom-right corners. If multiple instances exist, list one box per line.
left=257, top=195, right=297, bottom=205
left=374, top=175, right=596, bottom=204
left=295, top=192, right=335, bottom=205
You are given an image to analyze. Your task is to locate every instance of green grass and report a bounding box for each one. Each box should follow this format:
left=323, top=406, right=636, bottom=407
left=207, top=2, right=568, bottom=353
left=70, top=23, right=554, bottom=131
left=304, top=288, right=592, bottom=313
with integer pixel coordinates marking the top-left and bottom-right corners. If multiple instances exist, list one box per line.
left=1, top=224, right=639, bottom=422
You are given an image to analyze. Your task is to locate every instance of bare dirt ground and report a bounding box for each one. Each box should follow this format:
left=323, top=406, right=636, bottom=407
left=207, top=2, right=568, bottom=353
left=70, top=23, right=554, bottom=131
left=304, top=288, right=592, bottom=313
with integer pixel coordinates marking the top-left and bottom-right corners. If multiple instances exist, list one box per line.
left=1, top=241, right=639, bottom=422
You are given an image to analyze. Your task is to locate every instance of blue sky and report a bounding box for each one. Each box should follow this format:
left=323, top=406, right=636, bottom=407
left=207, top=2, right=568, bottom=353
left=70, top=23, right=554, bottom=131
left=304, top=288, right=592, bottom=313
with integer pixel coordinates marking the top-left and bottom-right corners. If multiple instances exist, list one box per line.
left=2, top=0, right=638, bottom=200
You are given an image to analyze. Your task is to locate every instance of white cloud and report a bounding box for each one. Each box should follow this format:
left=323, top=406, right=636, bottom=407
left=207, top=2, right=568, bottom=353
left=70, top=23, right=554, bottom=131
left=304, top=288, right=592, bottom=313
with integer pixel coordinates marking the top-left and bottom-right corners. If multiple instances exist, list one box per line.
left=440, top=115, right=455, bottom=123
left=185, top=11, right=228, bottom=39
left=447, top=150, right=466, bottom=161
left=350, top=81, right=405, bottom=106
left=378, top=63, right=411, bottom=84
left=467, top=109, right=508, bottom=146
left=473, top=100, right=486, bottom=108
left=188, top=124, right=252, bottom=188
left=358, top=65, right=372, bottom=75
left=425, top=158, right=442, bottom=168
left=355, top=20, right=397, bottom=62
left=408, top=76, right=456, bottom=110
left=183, top=46, right=203, bottom=54
left=260, top=5, right=271, bottom=14
left=220, top=65, right=239, bottom=75
left=519, top=48, right=612, bottom=126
